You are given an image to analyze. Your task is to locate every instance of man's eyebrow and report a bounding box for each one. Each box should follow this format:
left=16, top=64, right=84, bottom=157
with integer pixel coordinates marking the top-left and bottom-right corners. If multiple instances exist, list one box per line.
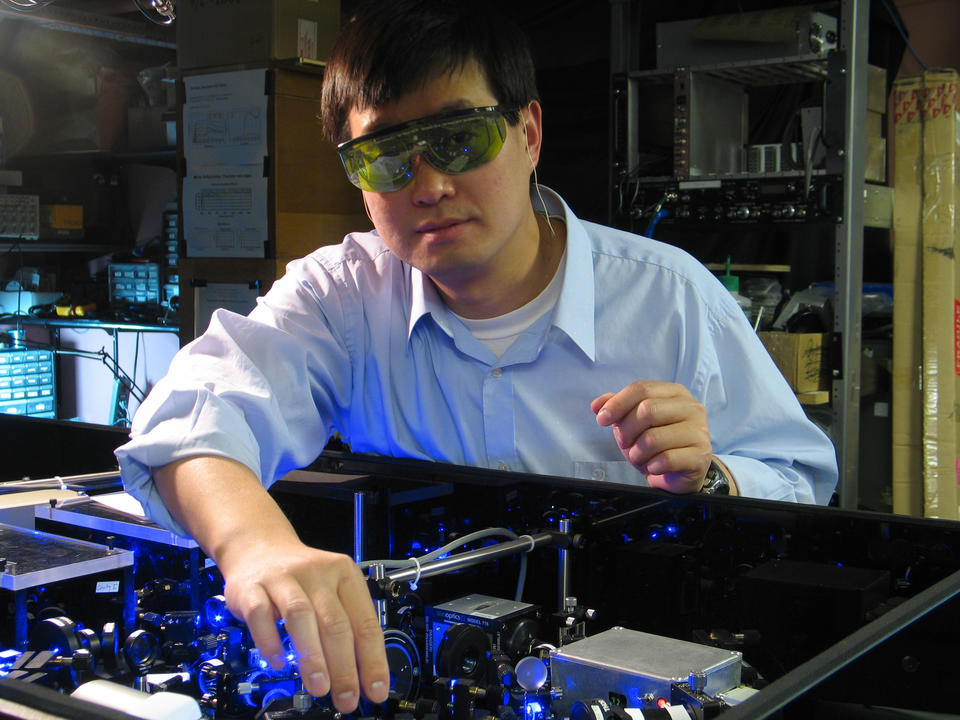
left=361, top=99, right=477, bottom=135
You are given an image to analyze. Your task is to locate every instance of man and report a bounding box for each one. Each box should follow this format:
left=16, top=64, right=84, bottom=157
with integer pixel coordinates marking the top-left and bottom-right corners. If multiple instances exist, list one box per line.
left=115, top=0, right=838, bottom=711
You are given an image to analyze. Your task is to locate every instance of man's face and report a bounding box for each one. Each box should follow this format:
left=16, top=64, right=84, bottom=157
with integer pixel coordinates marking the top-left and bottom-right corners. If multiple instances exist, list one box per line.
left=346, top=61, right=542, bottom=301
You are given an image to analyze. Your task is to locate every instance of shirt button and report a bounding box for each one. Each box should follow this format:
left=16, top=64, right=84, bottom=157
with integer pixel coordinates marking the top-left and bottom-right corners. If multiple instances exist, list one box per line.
left=498, top=462, right=509, bottom=471
left=591, top=468, right=606, bottom=482
left=491, top=368, right=502, bottom=378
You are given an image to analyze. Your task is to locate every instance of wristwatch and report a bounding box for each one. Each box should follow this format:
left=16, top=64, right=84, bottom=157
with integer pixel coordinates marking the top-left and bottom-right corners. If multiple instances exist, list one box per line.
left=701, top=459, right=731, bottom=495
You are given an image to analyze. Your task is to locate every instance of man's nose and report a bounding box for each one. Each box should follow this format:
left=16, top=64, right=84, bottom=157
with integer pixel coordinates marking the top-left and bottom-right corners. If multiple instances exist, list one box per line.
left=409, top=154, right=455, bottom=205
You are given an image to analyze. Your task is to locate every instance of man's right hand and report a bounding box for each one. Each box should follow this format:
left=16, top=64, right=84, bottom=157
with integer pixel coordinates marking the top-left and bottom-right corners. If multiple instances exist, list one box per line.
left=153, top=456, right=390, bottom=710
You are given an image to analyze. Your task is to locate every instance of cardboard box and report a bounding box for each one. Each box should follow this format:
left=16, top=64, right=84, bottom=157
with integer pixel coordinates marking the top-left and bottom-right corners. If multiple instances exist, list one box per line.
left=865, top=136, right=886, bottom=183
left=919, top=69, right=960, bottom=520
left=891, top=75, right=924, bottom=518
left=758, top=332, right=830, bottom=394
left=177, top=0, right=340, bottom=71
left=867, top=64, right=887, bottom=113
left=270, top=69, right=368, bottom=262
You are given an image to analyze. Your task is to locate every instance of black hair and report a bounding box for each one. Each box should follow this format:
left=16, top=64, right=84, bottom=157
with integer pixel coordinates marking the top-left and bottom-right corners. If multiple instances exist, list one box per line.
left=320, top=0, right=539, bottom=144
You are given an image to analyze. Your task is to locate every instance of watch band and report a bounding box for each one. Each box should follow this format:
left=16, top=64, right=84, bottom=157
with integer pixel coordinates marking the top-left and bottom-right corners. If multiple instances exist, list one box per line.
left=701, top=459, right=731, bottom=495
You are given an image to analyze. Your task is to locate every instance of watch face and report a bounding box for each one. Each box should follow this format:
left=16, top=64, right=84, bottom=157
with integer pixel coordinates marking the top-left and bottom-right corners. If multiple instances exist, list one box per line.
left=703, top=463, right=730, bottom=495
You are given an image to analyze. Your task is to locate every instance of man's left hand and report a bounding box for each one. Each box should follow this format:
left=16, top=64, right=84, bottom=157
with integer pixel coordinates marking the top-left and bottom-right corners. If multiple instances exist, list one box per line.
left=592, top=380, right=713, bottom=494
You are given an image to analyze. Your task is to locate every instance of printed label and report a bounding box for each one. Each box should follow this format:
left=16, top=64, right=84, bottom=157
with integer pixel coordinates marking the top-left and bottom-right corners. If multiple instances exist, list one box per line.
left=95, top=581, right=120, bottom=594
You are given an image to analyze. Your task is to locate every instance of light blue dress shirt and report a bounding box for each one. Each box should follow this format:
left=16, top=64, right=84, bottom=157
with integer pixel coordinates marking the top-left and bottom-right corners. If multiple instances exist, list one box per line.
left=116, top=187, right=838, bottom=535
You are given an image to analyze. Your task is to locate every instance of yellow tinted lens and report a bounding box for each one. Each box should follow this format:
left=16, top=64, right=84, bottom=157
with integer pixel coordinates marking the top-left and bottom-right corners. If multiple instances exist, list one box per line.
left=338, top=107, right=510, bottom=193
left=343, top=137, right=417, bottom=192
left=423, top=114, right=507, bottom=174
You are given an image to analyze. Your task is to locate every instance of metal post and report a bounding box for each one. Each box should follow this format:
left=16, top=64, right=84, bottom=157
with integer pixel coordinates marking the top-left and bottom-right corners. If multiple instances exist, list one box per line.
left=368, top=563, right=387, bottom=629
left=353, top=491, right=364, bottom=564
left=558, top=519, right=571, bottom=612
left=833, top=0, right=869, bottom=508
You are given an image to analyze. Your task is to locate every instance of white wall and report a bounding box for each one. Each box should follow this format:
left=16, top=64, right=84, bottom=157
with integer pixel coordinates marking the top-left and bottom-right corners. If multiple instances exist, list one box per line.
left=11, top=323, right=179, bottom=427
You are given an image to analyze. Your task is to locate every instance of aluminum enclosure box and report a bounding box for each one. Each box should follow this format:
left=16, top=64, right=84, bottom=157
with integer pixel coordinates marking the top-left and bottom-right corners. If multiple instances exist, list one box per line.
left=549, top=626, right=742, bottom=713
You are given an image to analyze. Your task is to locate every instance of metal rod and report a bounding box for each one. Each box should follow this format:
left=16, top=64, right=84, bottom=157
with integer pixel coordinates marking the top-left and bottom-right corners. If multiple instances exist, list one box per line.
left=558, top=519, right=571, bottom=612
left=353, top=492, right=364, bottom=564
left=385, top=532, right=559, bottom=584
left=589, top=500, right=669, bottom=529
left=1, top=470, right=121, bottom=487
left=368, top=563, right=387, bottom=629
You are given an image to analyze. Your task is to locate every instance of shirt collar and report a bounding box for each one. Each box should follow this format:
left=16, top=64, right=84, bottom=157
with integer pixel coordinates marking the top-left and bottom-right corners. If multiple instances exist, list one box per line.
left=406, top=186, right=596, bottom=361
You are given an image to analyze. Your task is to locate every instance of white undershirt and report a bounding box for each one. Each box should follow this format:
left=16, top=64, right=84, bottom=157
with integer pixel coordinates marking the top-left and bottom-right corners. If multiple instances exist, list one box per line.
left=454, top=242, right=567, bottom=358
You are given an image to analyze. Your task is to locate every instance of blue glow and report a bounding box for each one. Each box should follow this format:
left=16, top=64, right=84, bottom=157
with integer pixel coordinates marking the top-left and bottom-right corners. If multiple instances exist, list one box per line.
left=649, top=531, right=659, bottom=539
left=411, top=541, right=423, bottom=551
left=286, top=653, right=295, bottom=662
left=665, top=524, right=679, bottom=536
left=523, top=700, right=544, bottom=720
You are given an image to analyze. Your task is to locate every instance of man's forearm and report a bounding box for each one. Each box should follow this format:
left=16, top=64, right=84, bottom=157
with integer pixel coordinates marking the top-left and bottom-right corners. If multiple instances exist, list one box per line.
left=152, top=455, right=299, bottom=570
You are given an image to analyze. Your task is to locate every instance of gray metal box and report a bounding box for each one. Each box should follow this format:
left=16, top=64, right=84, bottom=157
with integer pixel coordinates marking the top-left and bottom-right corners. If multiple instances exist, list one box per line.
left=685, top=73, right=747, bottom=176
left=549, top=626, right=741, bottom=712
left=657, top=9, right=837, bottom=70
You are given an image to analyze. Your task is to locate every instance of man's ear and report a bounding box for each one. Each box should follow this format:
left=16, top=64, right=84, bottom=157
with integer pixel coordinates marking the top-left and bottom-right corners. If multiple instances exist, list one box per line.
left=521, top=100, right=543, bottom=169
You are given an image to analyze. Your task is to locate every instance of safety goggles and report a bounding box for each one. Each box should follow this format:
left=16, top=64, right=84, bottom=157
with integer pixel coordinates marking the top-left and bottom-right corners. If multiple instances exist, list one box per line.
left=337, top=105, right=517, bottom=193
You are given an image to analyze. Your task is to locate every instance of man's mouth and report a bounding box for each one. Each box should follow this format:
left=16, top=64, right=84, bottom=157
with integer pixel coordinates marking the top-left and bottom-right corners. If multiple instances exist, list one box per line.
left=416, top=218, right=467, bottom=233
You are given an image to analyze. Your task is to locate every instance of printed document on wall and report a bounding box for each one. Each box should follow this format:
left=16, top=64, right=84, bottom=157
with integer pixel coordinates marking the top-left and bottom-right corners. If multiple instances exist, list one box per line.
left=182, top=168, right=268, bottom=258
left=183, top=69, right=268, bottom=165
left=182, top=68, right=269, bottom=258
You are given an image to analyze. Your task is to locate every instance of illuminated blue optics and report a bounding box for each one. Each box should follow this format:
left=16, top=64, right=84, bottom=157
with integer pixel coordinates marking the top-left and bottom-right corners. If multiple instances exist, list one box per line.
left=410, top=541, right=423, bottom=551
left=523, top=699, right=545, bottom=720
left=649, top=531, right=659, bottom=540
left=665, top=524, right=679, bottom=536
